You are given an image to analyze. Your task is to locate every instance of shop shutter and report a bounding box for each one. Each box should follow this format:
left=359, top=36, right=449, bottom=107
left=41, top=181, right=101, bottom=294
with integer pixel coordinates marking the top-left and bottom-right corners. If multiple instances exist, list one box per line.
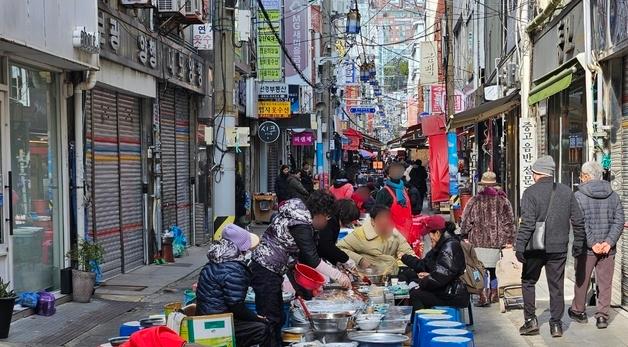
left=85, top=87, right=123, bottom=278
left=117, top=94, right=144, bottom=271
left=268, top=141, right=279, bottom=192
left=621, top=56, right=628, bottom=306
left=175, top=89, right=192, bottom=240
left=160, top=86, right=177, bottom=233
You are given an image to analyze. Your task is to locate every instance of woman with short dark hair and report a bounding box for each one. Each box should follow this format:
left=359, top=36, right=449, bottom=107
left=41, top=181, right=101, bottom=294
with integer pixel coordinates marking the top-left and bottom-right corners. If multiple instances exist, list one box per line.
left=317, top=199, right=360, bottom=267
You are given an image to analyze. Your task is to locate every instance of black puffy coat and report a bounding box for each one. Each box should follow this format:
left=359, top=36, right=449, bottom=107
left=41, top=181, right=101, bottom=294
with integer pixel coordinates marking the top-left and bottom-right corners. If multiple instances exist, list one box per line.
left=196, top=240, right=257, bottom=321
left=401, top=231, right=469, bottom=302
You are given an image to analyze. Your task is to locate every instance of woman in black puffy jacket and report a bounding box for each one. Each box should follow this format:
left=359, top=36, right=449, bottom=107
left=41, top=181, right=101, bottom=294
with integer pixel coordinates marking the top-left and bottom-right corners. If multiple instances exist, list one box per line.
left=196, top=225, right=270, bottom=347
left=399, top=217, right=469, bottom=312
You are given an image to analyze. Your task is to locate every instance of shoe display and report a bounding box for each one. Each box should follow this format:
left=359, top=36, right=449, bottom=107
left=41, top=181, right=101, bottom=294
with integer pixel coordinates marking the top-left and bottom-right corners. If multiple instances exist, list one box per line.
left=568, top=307, right=588, bottom=323
left=550, top=322, right=563, bottom=338
left=596, top=317, right=608, bottom=329
left=519, top=317, right=539, bottom=336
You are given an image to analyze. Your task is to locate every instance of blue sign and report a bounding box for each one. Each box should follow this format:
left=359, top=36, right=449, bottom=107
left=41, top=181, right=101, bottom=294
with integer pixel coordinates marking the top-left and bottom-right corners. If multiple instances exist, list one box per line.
left=349, top=106, right=376, bottom=114
left=447, top=131, right=459, bottom=199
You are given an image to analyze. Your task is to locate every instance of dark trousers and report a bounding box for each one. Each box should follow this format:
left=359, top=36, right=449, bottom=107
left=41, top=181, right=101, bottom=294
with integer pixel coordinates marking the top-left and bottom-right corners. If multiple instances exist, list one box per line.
left=250, top=261, right=284, bottom=346
left=234, top=320, right=271, bottom=347
left=521, top=252, right=567, bottom=323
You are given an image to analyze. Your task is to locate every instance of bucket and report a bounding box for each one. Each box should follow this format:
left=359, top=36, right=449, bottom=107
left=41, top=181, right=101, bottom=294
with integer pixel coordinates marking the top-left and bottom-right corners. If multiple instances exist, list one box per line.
left=164, top=302, right=182, bottom=317
left=294, top=263, right=325, bottom=290
left=183, top=290, right=196, bottom=306
left=119, top=321, right=142, bottom=337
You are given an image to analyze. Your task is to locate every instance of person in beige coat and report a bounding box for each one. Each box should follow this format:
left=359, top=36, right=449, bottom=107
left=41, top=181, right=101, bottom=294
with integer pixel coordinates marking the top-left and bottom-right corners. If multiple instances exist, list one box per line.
left=338, top=205, right=415, bottom=275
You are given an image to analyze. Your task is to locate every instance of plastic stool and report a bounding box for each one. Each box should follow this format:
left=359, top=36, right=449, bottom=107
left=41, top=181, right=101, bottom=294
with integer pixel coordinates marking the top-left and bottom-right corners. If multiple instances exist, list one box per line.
left=119, top=321, right=142, bottom=336
left=412, top=309, right=447, bottom=340
left=420, top=323, right=467, bottom=346
left=412, top=314, right=453, bottom=346
left=433, top=306, right=462, bottom=322
left=425, top=320, right=465, bottom=331
left=430, top=336, right=473, bottom=347
left=427, top=328, right=474, bottom=346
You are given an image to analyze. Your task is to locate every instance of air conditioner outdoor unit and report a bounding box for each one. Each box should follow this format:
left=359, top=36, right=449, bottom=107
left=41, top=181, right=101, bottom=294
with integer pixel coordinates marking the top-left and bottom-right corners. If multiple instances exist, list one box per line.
left=181, top=0, right=204, bottom=24
left=121, top=0, right=156, bottom=8
left=157, top=0, right=182, bottom=13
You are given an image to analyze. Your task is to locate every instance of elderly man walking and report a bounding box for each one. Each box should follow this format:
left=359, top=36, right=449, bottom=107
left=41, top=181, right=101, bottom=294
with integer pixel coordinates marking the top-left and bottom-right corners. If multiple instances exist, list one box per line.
left=515, top=156, right=586, bottom=338
left=568, top=161, right=624, bottom=329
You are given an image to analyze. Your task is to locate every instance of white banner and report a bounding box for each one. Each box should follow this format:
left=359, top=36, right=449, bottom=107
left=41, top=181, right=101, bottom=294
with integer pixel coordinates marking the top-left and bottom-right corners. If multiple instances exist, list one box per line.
left=519, top=118, right=537, bottom=197
left=420, top=41, right=438, bottom=85
left=192, top=24, right=212, bottom=50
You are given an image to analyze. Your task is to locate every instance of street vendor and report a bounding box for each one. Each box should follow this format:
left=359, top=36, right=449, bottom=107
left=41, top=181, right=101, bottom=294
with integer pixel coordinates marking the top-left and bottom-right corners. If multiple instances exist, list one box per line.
left=196, top=224, right=270, bottom=347
left=337, top=205, right=415, bottom=275
left=250, top=191, right=352, bottom=346
left=317, top=199, right=360, bottom=267
left=399, top=216, right=470, bottom=312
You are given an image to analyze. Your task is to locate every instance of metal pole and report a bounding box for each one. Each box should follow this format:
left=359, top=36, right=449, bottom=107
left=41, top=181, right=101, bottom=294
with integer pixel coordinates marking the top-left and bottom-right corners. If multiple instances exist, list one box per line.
left=322, top=0, right=335, bottom=187
left=212, top=0, right=236, bottom=228
left=445, top=0, right=455, bottom=124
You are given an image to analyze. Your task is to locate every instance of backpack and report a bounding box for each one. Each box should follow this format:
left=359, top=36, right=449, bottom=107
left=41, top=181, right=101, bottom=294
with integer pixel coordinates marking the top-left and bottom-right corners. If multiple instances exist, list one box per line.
left=459, top=241, right=486, bottom=294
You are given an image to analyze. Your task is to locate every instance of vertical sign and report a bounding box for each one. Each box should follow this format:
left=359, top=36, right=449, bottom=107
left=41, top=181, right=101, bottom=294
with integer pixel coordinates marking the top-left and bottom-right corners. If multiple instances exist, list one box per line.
left=519, top=118, right=537, bottom=197
left=193, top=24, right=213, bottom=50
left=420, top=41, right=438, bottom=85
left=284, top=0, right=309, bottom=84
left=447, top=132, right=459, bottom=198
left=257, top=0, right=282, bottom=81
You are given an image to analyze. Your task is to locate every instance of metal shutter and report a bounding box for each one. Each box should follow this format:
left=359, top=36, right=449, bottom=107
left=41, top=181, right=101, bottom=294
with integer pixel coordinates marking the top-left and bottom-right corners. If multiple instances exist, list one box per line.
left=175, top=89, right=192, bottom=241
left=117, top=94, right=144, bottom=271
left=268, top=140, right=279, bottom=192
left=160, top=86, right=177, bottom=233
left=622, top=56, right=628, bottom=306
left=86, top=87, right=123, bottom=278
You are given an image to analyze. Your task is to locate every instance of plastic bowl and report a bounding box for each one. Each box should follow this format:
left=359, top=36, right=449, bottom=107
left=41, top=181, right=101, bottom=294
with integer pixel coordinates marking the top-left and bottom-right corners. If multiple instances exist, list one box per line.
left=356, top=314, right=383, bottom=330
left=295, top=263, right=326, bottom=290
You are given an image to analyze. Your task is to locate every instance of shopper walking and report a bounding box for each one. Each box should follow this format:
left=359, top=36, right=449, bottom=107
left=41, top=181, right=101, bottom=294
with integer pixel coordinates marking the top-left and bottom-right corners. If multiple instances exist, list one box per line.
left=286, top=170, right=310, bottom=202
left=515, top=155, right=586, bottom=338
left=300, top=162, right=315, bottom=193
left=460, top=170, right=515, bottom=307
left=330, top=171, right=354, bottom=200
left=568, top=161, right=624, bottom=329
left=408, top=160, right=428, bottom=213
left=275, top=165, right=291, bottom=204
left=375, top=161, right=412, bottom=237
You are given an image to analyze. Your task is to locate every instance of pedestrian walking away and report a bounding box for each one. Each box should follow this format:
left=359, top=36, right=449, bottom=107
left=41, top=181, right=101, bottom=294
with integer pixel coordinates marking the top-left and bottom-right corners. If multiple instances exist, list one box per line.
left=460, top=170, right=516, bottom=307
left=375, top=161, right=413, bottom=237
left=515, top=155, right=586, bottom=338
left=568, top=161, right=624, bottom=329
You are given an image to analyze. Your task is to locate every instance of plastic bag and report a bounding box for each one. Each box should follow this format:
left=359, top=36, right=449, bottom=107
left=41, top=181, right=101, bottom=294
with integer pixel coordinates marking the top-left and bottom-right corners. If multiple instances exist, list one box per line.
left=171, top=225, right=187, bottom=258
left=19, top=292, right=40, bottom=309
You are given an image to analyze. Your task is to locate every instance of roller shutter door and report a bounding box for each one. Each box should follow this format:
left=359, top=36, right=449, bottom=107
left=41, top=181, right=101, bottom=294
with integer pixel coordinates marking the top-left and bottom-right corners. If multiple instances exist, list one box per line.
left=117, top=94, right=144, bottom=271
left=175, top=89, right=192, bottom=240
left=160, top=86, right=177, bottom=233
left=85, top=87, right=144, bottom=278
left=86, top=88, right=122, bottom=277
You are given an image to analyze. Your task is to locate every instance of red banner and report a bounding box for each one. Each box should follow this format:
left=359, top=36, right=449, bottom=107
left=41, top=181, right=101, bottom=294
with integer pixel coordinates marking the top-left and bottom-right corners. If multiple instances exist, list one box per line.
left=428, top=133, right=450, bottom=203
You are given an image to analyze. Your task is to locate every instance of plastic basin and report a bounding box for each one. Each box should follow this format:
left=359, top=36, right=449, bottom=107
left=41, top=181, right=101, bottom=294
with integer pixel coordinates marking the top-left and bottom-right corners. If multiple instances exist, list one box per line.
left=295, top=263, right=325, bottom=290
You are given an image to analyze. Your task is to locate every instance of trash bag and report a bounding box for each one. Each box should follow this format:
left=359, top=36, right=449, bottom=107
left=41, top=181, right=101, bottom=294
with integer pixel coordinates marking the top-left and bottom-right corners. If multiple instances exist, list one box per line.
left=19, top=292, right=40, bottom=309
left=171, top=225, right=187, bottom=258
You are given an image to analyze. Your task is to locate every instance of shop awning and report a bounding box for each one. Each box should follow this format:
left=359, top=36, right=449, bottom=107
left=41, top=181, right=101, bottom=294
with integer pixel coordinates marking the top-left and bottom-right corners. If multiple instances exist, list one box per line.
left=451, top=91, right=520, bottom=129
left=528, top=66, right=577, bottom=105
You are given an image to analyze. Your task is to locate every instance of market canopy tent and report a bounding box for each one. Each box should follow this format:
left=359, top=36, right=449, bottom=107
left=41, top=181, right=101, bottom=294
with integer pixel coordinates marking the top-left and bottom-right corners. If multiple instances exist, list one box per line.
left=450, top=91, right=520, bottom=129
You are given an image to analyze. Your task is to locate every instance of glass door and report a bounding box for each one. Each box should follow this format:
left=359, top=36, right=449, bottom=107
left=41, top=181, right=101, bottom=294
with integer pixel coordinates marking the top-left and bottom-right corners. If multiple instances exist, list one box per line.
left=0, top=89, right=7, bottom=283
left=8, top=63, right=61, bottom=293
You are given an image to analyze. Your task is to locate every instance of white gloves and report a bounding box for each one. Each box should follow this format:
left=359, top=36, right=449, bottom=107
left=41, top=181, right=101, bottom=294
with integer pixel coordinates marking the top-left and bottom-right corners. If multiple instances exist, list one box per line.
left=342, top=259, right=357, bottom=271
left=316, top=261, right=352, bottom=289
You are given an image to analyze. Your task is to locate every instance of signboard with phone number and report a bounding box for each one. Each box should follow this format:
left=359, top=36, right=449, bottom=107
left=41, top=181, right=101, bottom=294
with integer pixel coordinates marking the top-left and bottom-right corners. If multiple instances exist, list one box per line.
left=258, top=101, right=291, bottom=118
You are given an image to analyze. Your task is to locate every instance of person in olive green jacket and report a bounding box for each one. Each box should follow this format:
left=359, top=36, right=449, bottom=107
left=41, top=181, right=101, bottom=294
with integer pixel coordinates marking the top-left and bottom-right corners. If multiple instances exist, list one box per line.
left=338, top=205, right=415, bottom=275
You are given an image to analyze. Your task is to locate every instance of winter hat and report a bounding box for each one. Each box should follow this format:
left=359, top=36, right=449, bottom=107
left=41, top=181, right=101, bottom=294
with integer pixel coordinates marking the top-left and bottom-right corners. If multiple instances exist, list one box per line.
left=478, top=171, right=497, bottom=186
left=222, top=224, right=260, bottom=252
left=531, top=155, right=555, bottom=176
left=425, top=215, right=446, bottom=233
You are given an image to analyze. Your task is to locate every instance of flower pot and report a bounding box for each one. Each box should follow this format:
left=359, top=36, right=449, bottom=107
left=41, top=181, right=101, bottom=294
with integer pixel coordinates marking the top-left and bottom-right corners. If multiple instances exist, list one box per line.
left=72, top=269, right=96, bottom=303
left=0, top=296, right=16, bottom=339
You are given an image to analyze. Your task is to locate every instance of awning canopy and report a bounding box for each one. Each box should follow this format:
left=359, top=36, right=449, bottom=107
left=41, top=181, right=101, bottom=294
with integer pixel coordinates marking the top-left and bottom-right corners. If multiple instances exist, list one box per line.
left=528, top=66, right=577, bottom=105
left=451, top=91, right=520, bottom=129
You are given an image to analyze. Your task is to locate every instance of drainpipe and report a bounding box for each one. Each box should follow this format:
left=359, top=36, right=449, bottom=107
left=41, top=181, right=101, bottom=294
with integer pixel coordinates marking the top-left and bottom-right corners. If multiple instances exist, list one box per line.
left=582, top=0, right=597, bottom=161
left=74, top=71, right=97, bottom=240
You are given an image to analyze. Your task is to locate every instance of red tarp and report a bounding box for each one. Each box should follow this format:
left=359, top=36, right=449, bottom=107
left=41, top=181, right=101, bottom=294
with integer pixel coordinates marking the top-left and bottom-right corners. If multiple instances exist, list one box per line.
left=428, top=133, right=450, bottom=203
left=421, top=114, right=446, bottom=136
left=342, top=128, right=362, bottom=151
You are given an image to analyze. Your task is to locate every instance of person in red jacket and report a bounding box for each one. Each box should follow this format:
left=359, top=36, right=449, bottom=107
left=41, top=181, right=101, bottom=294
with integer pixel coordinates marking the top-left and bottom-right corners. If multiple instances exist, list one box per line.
left=330, top=171, right=354, bottom=200
left=375, top=162, right=412, bottom=237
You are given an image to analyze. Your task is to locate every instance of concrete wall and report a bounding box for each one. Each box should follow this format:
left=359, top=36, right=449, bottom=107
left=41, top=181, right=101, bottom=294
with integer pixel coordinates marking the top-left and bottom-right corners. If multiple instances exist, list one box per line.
left=0, top=0, right=98, bottom=69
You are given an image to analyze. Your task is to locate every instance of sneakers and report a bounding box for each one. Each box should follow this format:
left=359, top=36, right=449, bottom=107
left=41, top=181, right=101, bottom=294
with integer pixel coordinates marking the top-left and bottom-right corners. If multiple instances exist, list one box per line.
left=550, top=322, right=563, bottom=338
left=596, top=317, right=609, bottom=329
left=568, top=307, right=588, bottom=323
left=519, top=317, right=540, bottom=336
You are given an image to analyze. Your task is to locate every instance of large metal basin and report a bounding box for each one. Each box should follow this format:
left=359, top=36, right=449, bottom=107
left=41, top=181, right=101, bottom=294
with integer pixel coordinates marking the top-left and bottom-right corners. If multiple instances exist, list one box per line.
left=310, top=312, right=353, bottom=333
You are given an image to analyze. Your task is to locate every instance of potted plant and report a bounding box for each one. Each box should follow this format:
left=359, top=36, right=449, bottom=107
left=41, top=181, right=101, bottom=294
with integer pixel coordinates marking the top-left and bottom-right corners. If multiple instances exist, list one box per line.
left=0, top=278, right=16, bottom=338
left=66, top=239, right=104, bottom=303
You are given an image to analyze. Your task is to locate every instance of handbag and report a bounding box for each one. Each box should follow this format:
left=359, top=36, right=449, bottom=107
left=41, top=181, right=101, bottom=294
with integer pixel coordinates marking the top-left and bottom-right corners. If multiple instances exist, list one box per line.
left=526, top=183, right=556, bottom=251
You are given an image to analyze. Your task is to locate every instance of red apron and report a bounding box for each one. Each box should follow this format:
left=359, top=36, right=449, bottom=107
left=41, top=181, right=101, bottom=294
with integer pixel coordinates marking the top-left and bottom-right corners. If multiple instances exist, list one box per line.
left=384, top=186, right=413, bottom=239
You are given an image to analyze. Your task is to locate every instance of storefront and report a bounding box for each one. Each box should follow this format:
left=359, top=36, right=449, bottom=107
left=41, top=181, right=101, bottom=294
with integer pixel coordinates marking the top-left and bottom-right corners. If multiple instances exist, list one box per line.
left=0, top=1, right=99, bottom=292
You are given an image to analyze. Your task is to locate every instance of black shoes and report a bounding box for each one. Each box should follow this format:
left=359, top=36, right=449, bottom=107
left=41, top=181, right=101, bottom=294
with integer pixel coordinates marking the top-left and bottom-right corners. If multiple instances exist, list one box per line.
left=550, top=322, right=563, bottom=338
left=519, top=317, right=540, bottom=336
left=596, top=317, right=609, bottom=329
left=568, top=307, right=588, bottom=323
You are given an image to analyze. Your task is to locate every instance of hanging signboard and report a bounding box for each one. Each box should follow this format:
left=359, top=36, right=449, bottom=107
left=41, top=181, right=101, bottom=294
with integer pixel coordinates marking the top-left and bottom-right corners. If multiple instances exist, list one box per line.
left=258, top=101, right=291, bottom=118
left=192, top=24, right=213, bottom=50
left=291, top=131, right=314, bottom=146
left=258, top=83, right=289, bottom=100
left=350, top=106, right=376, bottom=114
left=257, top=0, right=282, bottom=81
left=447, top=132, right=460, bottom=203
left=284, top=0, right=310, bottom=85
left=420, top=41, right=438, bottom=85
left=519, top=118, right=537, bottom=197
left=430, top=85, right=464, bottom=114
left=258, top=121, right=281, bottom=143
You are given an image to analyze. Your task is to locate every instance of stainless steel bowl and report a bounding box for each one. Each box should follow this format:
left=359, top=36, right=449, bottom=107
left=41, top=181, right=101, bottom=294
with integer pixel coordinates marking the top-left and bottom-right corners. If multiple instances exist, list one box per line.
left=310, top=312, right=353, bottom=333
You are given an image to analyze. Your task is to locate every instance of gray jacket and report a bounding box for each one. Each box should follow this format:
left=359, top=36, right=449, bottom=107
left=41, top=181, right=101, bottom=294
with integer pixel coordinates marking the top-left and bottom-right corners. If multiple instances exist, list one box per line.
left=516, top=177, right=586, bottom=255
left=575, top=180, right=624, bottom=255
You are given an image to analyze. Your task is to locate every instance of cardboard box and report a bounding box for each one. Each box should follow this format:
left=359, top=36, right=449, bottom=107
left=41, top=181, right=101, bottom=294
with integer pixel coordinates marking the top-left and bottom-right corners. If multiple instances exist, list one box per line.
left=168, top=312, right=236, bottom=346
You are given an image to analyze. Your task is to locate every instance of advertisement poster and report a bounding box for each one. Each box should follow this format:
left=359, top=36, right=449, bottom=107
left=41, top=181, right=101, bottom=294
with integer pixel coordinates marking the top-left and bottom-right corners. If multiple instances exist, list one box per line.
left=428, top=133, right=450, bottom=203
left=284, top=0, right=310, bottom=85
left=447, top=131, right=459, bottom=197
